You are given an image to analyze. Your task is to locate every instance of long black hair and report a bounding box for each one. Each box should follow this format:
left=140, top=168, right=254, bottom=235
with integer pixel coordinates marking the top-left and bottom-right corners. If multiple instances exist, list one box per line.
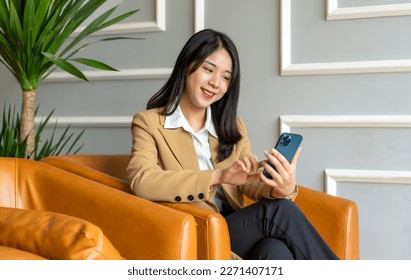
left=147, top=29, right=242, bottom=162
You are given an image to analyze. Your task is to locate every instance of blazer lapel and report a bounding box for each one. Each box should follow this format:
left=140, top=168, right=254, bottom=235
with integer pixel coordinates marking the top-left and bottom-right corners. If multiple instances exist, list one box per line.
left=158, top=115, right=199, bottom=170
left=209, top=135, right=221, bottom=168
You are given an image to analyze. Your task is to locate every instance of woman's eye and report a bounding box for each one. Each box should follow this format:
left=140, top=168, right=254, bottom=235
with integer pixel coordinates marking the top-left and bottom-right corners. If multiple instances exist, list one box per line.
left=203, top=67, right=213, bottom=73
left=223, top=75, right=232, bottom=82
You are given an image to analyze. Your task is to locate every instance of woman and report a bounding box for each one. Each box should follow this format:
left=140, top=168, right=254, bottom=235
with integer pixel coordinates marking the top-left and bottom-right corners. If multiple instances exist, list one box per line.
left=127, top=29, right=338, bottom=260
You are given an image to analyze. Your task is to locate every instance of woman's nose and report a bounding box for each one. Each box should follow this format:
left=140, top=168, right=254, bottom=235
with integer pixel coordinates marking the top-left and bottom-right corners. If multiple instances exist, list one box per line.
left=208, top=75, right=220, bottom=89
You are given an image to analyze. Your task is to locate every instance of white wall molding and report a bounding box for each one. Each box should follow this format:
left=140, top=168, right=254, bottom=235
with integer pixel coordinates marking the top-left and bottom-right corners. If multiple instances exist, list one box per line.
left=281, top=60, right=411, bottom=76
left=327, top=0, right=411, bottom=21
left=35, top=116, right=132, bottom=128
left=280, top=115, right=411, bottom=133
left=325, top=169, right=411, bottom=196
left=194, top=0, right=205, bottom=32
left=45, top=68, right=173, bottom=83
left=280, top=0, right=411, bottom=76
left=74, top=0, right=166, bottom=35
left=46, top=0, right=205, bottom=83
left=37, top=114, right=411, bottom=138
left=280, top=0, right=292, bottom=75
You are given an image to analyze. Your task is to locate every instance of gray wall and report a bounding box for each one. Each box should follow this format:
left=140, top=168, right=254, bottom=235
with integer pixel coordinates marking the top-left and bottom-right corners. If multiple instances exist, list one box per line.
left=1, top=0, right=411, bottom=259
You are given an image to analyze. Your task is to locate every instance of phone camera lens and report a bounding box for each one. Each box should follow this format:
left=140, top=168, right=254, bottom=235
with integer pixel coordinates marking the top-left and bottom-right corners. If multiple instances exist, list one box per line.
left=279, top=135, right=291, bottom=146
left=283, top=135, right=291, bottom=145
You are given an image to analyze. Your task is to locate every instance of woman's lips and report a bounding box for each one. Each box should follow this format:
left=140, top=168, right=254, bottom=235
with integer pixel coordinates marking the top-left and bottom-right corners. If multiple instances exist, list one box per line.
left=202, top=88, right=215, bottom=99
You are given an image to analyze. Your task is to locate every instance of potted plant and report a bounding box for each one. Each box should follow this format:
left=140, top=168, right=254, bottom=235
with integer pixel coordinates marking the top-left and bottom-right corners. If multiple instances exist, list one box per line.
left=0, top=0, right=139, bottom=158
left=1, top=102, right=84, bottom=160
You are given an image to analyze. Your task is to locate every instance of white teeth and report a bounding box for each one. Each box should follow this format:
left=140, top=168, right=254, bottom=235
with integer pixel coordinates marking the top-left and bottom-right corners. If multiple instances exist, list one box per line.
left=203, top=89, right=213, bottom=96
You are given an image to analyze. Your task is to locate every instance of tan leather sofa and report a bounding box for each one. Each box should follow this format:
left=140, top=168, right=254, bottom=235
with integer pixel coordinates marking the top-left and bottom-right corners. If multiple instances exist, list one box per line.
left=0, top=157, right=197, bottom=260
left=41, top=154, right=360, bottom=260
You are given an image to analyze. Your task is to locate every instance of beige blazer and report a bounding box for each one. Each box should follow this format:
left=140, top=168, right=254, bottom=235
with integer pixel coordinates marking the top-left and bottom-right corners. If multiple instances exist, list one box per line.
left=126, top=108, right=276, bottom=213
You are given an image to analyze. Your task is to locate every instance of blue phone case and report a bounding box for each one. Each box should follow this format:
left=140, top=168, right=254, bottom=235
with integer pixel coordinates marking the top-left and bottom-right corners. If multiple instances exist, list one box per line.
left=263, top=132, right=303, bottom=179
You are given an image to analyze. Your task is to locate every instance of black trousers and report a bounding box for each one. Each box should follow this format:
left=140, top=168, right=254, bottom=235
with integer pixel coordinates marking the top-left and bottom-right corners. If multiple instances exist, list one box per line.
left=224, top=199, right=339, bottom=260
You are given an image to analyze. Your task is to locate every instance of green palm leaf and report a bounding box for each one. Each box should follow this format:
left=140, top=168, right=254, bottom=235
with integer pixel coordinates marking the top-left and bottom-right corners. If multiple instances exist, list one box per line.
left=0, top=103, right=28, bottom=158
left=42, top=52, right=89, bottom=82
left=0, top=0, right=140, bottom=91
left=0, top=1, right=141, bottom=158
left=69, top=58, right=119, bottom=71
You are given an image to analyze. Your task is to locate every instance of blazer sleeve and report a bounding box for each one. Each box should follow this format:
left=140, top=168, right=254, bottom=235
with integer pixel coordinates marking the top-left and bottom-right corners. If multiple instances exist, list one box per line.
left=235, top=118, right=296, bottom=202
left=126, top=110, right=214, bottom=203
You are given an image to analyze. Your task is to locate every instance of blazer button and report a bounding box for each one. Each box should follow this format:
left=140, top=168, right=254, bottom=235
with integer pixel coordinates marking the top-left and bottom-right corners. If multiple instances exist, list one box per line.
left=198, top=193, right=204, bottom=199
left=175, top=196, right=182, bottom=202
left=187, top=195, right=194, bottom=201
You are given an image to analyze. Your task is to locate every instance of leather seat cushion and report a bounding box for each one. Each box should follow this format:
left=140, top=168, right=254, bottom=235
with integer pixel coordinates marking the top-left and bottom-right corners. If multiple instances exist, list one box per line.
left=0, top=207, right=123, bottom=260
left=0, top=246, right=46, bottom=260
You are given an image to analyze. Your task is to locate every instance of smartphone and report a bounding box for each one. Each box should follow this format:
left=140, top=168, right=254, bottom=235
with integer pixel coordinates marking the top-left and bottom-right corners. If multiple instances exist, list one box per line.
left=263, top=132, right=303, bottom=179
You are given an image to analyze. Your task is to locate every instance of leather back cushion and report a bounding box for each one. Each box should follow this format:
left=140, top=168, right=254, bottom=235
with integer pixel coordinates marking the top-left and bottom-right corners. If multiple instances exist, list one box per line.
left=40, top=155, right=131, bottom=193
left=0, top=207, right=123, bottom=260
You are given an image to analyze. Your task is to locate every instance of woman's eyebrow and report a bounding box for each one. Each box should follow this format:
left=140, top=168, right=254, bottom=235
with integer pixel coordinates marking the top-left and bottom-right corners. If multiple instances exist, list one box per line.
left=204, top=60, right=233, bottom=74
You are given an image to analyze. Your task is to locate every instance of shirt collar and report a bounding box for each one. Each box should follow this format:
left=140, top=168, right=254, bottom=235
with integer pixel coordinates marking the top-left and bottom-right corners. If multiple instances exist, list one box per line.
left=164, top=106, right=218, bottom=138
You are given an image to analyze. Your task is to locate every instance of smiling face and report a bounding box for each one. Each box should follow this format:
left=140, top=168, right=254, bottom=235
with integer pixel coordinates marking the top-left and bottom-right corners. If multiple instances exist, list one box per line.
left=180, top=47, right=233, bottom=116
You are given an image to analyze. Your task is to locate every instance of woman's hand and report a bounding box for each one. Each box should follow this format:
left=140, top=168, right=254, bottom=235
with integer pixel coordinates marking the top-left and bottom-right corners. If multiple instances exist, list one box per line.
left=260, top=147, right=302, bottom=198
left=211, top=156, right=260, bottom=186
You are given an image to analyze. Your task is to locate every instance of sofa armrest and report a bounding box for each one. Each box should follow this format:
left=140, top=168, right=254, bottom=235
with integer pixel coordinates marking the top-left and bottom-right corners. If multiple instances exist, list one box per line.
left=294, top=186, right=360, bottom=260
left=39, top=155, right=359, bottom=260
left=40, top=155, right=224, bottom=260
left=0, top=207, right=123, bottom=260
left=53, top=191, right=198, bottom=260
left=3, top=158, right=197, bottom=260
left=160, top=202, right=232, bottom=260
